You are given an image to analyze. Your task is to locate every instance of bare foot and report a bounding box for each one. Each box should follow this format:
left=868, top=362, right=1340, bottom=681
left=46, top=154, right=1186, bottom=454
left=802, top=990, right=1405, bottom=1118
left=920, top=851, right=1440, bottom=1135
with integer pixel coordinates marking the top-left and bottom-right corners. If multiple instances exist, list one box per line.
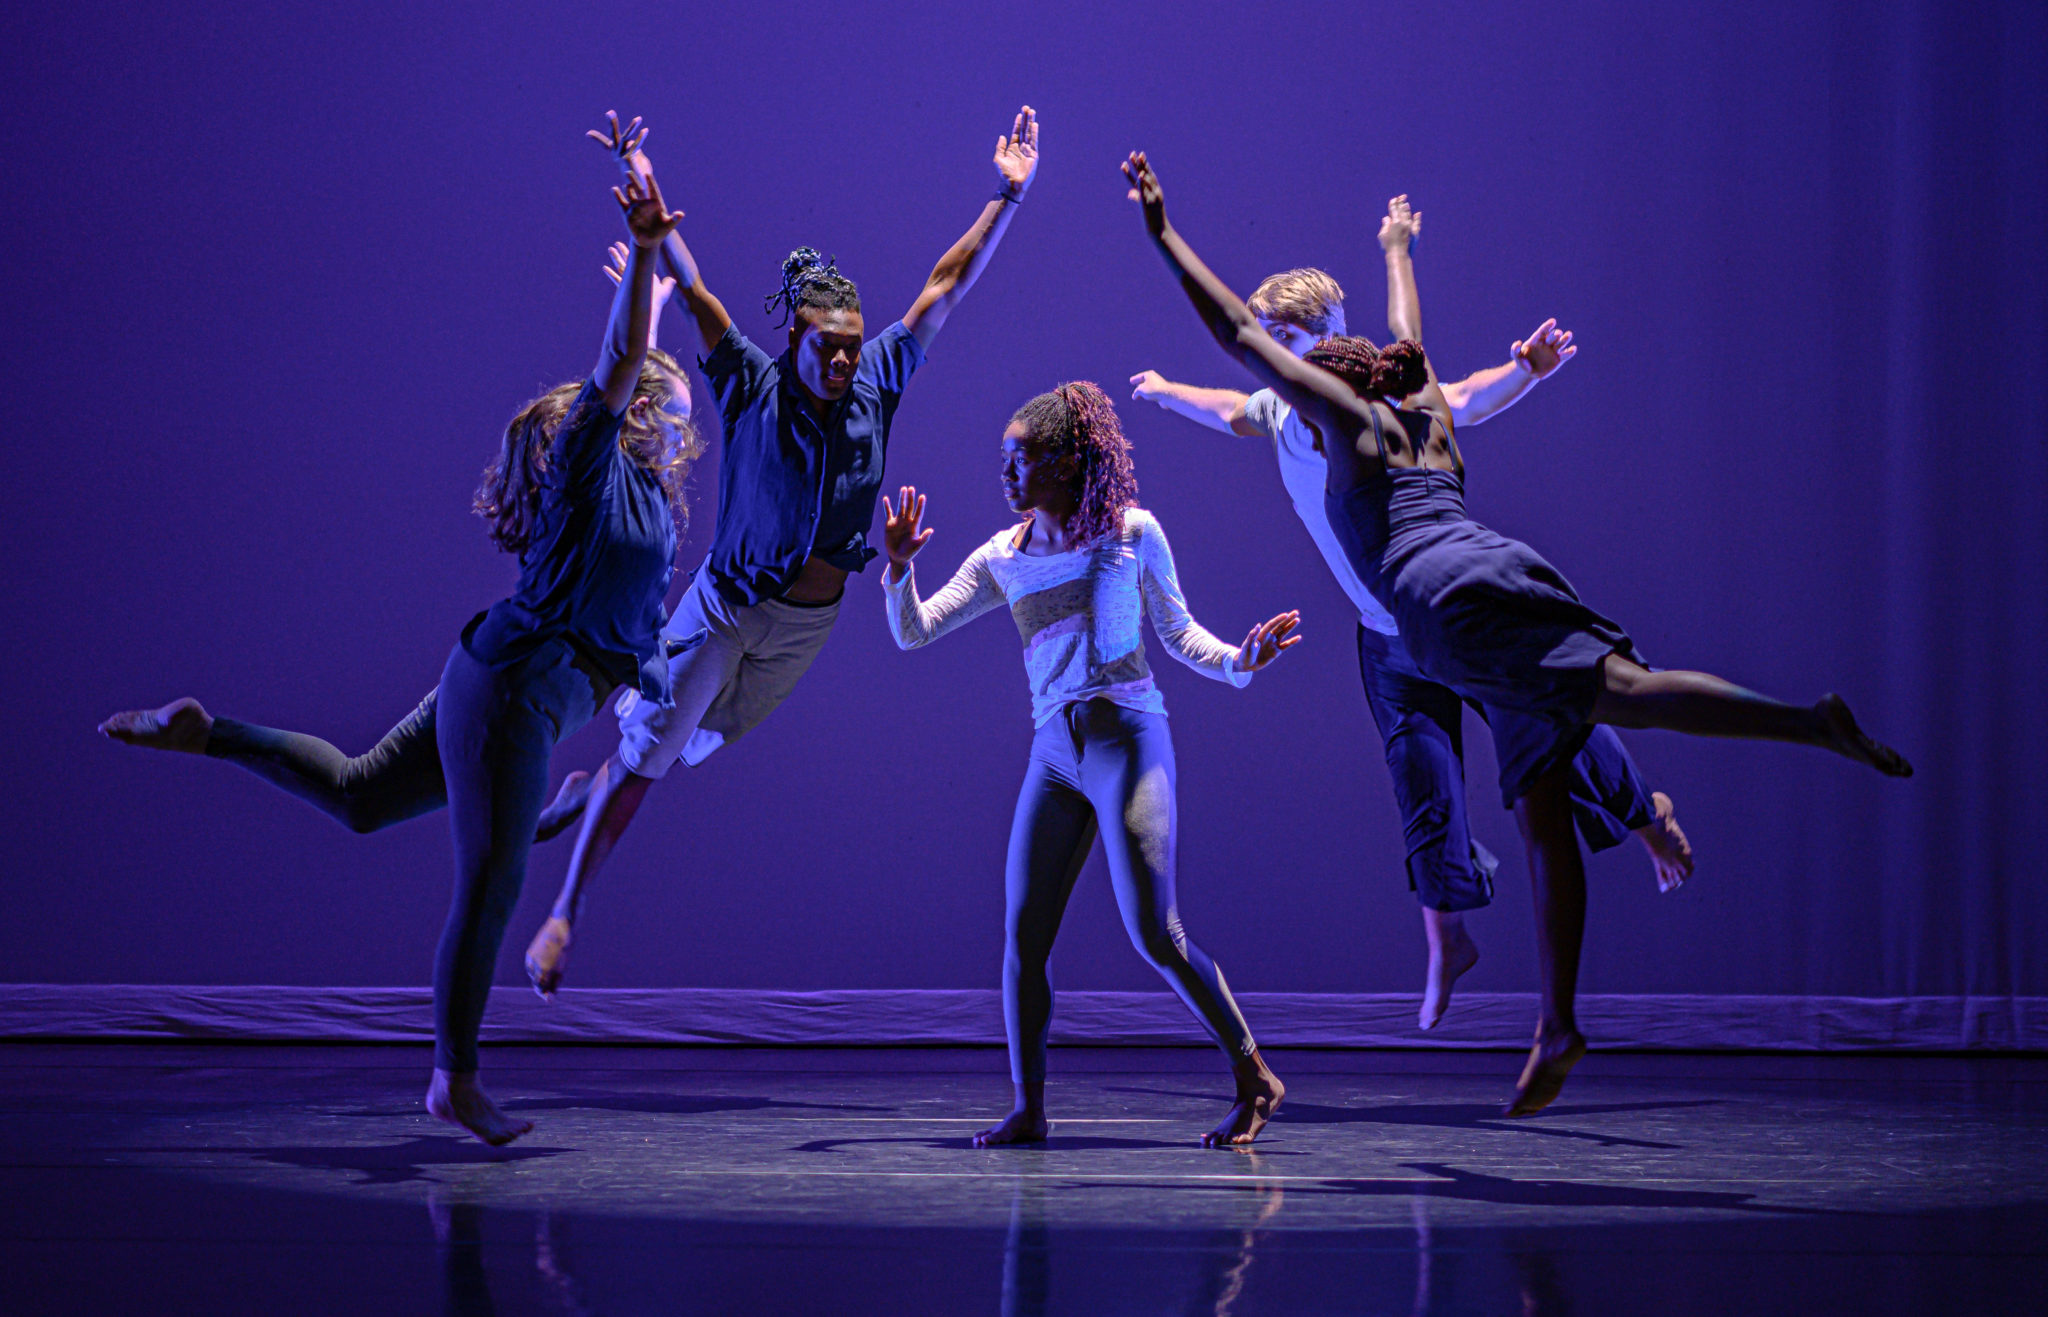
left=98, top=697, right=213, bottom=753
left=533, top=770, right=593, bottom=843
left=1503, top=1027, right=1588, bottom=1117
left=1817, top=695, right=1912, bottom=777
left=972, top=1107, right=1049, bottom=1147
left=1635, top=792, right=1695, bottom=893
left=525, top=917, right=573, bottom=999
left=426, top=1069, right=533, bottom=1146
left=1203, top=1057, right=1284, bottom=1147
left=1419, top=920, right=1480, bottom=1030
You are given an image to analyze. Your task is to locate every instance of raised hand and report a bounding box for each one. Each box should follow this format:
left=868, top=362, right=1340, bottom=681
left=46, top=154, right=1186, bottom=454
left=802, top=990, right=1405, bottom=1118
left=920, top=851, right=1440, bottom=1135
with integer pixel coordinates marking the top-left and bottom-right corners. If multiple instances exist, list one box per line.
left=1122, top=151, right=1165, bottom=234
left=1512, top=318, right=1576, bottom=380
left=994, top=106, right=1040, bottom=197
left=1237, top=611, right=1303, bottom=673
left=1129, top=370, right=1170, bottom=405
left=1378, top=195, right=1422, bottom=254
left=881, top=485, right=935, bottom=572
left=614, top=171, right=681, bottom=250
left=607, top=240, right=676, bottom=314
left=586, top=110, right=649, bottom=173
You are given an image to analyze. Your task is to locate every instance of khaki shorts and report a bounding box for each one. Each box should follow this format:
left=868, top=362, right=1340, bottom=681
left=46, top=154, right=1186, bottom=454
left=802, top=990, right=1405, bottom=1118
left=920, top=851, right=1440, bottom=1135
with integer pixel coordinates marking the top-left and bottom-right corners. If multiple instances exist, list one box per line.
left=614, top=574, right=840, bottom=778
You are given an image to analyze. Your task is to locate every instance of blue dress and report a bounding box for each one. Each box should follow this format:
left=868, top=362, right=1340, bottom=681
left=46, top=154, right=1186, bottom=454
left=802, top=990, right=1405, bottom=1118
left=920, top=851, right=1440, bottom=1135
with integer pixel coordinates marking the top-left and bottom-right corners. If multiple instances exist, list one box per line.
left=1324, top=408, right=1645, bottom=806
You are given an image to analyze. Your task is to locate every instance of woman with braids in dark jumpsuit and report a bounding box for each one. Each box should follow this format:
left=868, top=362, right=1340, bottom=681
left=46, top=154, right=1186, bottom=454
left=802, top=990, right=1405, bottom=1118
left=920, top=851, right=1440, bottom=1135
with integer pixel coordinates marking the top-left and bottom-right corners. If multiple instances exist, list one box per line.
left=1122, top=150, right=1911, bottom=1116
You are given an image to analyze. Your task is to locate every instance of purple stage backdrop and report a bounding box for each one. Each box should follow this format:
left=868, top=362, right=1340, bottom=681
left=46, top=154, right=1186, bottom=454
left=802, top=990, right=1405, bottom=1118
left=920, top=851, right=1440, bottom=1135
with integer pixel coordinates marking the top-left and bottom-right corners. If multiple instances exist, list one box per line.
left=3, top=1, right=2042, bottom=1018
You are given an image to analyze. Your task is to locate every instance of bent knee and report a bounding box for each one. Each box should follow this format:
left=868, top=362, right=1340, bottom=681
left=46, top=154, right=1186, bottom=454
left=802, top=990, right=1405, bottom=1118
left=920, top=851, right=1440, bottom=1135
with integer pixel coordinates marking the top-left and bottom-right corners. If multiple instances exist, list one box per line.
left=1128, top=919, right=1190, bottom=970
left=335, top=795, right=395, bottom=835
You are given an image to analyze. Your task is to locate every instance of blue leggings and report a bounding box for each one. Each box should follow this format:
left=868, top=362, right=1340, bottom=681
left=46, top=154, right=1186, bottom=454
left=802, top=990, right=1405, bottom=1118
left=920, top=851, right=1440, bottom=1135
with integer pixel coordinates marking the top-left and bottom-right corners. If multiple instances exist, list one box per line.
left=1003, top=700, right=1256, bottom=1085
left=1357, top=625, right=1655, bottom=912
left=432, top=639, right=598, bottom=1073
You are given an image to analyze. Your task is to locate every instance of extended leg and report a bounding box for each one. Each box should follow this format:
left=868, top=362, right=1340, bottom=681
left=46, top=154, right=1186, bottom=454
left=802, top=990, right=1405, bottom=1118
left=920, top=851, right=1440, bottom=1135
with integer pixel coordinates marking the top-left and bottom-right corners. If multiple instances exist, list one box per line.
left=524, top=753, right=655, bottom=996
left=524, top=617, right=745, bottom=995
left=1078, top=704, right=1281, bottom=1147
left=977, top=733, right=1095, bottom=1148
left=100, top=690, right=587, bottom=840
left=1505, top=765, right=1589, bottom=1117
left=1593, top=657, right=1911, bottom=776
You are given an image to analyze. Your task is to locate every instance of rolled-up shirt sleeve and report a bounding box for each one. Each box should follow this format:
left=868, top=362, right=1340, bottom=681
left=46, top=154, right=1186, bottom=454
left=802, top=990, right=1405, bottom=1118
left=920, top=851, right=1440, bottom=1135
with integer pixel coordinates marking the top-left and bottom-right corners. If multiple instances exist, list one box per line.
left=861, top=321, right=926, bottom=404
left=1242, top=388, right=1289, bottom=442
left=700, top=324, right=777, bottom=430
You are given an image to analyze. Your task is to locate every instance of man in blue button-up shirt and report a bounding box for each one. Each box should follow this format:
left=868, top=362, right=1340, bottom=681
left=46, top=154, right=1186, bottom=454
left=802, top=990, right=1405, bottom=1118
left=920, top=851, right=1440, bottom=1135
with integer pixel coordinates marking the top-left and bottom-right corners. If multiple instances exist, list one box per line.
left=524, top=108, right=1041, bottom=994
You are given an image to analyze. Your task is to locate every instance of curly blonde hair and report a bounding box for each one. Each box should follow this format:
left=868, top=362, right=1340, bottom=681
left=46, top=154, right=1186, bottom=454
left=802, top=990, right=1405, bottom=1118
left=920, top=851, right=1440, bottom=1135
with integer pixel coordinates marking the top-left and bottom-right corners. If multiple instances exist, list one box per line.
left=473, top=350, right=703, bottom=555
left=1010, top=381, right=1139, bottom=549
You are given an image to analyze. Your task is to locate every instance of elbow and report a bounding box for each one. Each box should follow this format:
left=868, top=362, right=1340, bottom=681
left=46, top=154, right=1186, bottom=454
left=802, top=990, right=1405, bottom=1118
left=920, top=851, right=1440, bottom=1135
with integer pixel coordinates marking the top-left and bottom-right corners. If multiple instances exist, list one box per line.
left=1226, top=317, right=1267, bottom=356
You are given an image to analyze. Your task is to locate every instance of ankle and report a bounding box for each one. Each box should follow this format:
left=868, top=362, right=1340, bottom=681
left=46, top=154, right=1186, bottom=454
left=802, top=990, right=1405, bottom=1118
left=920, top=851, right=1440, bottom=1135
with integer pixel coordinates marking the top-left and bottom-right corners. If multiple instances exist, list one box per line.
left=1232, top=1050, right=1277, bottom=1088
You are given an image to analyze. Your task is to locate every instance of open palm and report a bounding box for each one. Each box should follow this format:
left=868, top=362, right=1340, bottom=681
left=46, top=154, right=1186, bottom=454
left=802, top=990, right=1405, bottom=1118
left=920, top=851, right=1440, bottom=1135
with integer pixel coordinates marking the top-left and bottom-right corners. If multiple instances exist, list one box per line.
left=1238, top=611, right=1303, bottom=673
left=994, top=106, right=1040, bottom=194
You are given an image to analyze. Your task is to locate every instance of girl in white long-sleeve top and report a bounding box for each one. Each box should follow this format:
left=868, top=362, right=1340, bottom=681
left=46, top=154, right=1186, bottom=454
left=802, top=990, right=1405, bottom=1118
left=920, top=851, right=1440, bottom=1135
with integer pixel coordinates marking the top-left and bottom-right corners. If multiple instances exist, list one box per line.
left=880, top=381, right=1301, bottom=1148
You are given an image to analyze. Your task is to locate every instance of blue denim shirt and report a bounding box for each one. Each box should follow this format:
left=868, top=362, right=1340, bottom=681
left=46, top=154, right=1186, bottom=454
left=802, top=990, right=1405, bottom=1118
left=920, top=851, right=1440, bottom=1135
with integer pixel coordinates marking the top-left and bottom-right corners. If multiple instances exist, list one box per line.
left=699, top=320, right=925, bottom=605
left=465, top=379, right=678, bottom=705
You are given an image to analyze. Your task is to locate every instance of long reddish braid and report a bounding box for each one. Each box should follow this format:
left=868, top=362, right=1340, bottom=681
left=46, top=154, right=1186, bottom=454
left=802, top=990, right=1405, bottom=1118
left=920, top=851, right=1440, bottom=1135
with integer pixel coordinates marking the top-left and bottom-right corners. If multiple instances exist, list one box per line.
left=1009, top=380, right=1140, bottom=549
left=1303, top=335, right=1429, bottom=400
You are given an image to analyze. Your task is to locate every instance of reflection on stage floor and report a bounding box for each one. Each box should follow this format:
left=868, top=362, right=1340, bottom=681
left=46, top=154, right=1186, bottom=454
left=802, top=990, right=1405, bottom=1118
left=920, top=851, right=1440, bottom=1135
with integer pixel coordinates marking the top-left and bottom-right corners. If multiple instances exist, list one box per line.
left=4, top=1044, right=2044, bottom=1314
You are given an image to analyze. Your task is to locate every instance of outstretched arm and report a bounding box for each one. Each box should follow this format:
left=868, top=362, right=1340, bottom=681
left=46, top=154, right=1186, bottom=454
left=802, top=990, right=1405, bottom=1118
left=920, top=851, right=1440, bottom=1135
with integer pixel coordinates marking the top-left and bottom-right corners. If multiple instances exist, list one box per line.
left=589, top=112, right=733, bottom=356
left=1122, top=151, right=1377, bottom=466
left=878, top=486, right=1006, bottom=647
left=604, top=241, right=675, bottom=353
left=1379, top=194, right=1423, bottom=343
left=1438, top=319, right=1577, bottom=428
left=1134, top=513, right=1301, bottom=683
left=594, top=172, right=680, bottom=414
left=1128, top=371, right=1263, bottom=437
left=901, top=106, right=1040, bottom=350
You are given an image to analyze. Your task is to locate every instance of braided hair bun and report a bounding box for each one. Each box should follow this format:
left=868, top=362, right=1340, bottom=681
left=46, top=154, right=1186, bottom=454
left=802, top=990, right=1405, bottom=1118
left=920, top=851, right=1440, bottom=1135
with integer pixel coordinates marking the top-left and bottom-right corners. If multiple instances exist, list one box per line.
left=764, top=246, right=861, bottom=326
left=1304, top=335, right=1429, bottom=399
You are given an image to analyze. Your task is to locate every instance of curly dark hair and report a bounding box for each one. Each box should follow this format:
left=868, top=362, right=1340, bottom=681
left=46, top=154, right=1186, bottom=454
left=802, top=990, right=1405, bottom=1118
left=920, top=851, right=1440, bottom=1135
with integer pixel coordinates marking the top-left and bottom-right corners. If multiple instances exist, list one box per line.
left=1009, top=381, right=1139, bottom=550
left=1301, top=335, right=1429, bottom=400
left=764, top=246, right=861, bottom=327
left=473, top=349, right=703, bottom=555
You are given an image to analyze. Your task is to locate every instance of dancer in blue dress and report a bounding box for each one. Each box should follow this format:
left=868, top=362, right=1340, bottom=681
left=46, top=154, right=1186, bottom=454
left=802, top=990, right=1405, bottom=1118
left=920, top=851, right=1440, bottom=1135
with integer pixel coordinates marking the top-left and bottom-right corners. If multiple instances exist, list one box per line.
left=1123, top=150, right=1910, bottom=1115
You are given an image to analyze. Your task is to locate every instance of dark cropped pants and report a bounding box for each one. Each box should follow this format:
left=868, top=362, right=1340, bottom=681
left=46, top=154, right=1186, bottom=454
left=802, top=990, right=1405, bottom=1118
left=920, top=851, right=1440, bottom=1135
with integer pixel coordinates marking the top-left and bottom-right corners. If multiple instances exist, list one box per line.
left=1004, top=700, right=1257, bottom=1085
left=432, top=639, right=598, bottom=1073
left=1357, top=625, right=1655, bottom=913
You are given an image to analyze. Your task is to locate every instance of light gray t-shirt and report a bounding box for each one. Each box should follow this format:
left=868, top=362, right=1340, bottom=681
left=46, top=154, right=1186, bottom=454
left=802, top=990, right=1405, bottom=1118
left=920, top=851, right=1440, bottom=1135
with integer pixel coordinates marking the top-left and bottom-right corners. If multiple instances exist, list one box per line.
left=1243, top=388, right=1400, bottom=635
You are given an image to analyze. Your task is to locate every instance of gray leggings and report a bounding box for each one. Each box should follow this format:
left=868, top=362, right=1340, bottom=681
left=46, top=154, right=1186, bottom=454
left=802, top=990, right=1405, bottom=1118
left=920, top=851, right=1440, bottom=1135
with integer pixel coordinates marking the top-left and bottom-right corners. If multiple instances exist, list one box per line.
left=205, top=693, right=446, bottom=834
left=1004, top=699, right=1257, bottom=1084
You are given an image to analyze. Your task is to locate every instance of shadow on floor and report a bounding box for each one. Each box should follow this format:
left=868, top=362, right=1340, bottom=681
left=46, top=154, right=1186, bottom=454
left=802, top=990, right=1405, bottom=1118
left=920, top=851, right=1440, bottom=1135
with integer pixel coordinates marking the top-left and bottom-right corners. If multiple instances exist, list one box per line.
left=114, top=1134, right=568, bottom=1186
left=1107, top=1085, right=1718, bottom=1150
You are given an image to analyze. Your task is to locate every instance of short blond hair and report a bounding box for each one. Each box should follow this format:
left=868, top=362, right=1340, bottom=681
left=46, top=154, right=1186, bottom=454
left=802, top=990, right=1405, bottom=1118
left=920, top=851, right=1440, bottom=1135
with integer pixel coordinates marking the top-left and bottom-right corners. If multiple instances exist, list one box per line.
left=1247, top=267, right=1347, bottom=337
